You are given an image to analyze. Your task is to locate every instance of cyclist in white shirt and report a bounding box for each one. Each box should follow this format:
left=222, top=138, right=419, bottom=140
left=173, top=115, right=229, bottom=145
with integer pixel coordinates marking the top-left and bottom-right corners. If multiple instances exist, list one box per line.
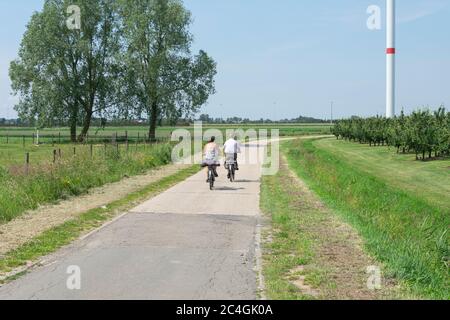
left=223, top=135, right=241, bottom=173
left=203, top=136, right=220, bottom=182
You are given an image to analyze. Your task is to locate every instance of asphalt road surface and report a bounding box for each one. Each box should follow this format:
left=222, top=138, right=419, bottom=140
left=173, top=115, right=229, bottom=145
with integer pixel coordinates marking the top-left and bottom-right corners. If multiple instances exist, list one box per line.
left=0, top=141, right=267, bottom=300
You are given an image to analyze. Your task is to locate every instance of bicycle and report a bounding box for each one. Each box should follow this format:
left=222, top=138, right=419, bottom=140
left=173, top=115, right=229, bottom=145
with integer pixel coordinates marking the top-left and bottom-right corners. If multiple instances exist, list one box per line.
left=206, top=163, right=220, bottom=190
left=225, top=154, right=236, bottom=182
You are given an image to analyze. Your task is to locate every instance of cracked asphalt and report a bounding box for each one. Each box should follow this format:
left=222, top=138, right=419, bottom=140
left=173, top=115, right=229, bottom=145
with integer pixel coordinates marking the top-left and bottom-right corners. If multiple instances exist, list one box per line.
left=0, top=142, right=266, bottom=300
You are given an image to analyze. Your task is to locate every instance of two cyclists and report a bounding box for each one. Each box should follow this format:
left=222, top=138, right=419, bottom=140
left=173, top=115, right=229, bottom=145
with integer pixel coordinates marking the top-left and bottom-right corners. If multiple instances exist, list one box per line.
left=202, top=135, right=241, bottom=187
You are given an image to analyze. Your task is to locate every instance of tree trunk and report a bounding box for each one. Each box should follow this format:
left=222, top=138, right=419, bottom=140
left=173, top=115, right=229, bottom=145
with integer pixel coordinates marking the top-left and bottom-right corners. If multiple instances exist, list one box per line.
left=148, top=101, right=158, bottom=142
left=78, top=110, right=93, bottom=143
left=70, top=122, right=77, bottom=143
left=68, top=102, right=79, bottom=143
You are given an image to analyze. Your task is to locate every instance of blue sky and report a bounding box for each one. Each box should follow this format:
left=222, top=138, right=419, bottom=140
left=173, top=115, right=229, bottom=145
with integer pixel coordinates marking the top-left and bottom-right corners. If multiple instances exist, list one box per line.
left=1, top=0, right=449, bottom=120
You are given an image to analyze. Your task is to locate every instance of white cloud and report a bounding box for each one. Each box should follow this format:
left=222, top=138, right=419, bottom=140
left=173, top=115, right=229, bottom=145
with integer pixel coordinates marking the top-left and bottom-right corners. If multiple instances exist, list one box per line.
left=399, top=0, right=449, bottom=24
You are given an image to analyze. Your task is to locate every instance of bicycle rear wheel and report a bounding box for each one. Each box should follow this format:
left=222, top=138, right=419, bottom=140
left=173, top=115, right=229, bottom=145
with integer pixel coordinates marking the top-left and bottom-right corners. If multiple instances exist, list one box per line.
left=229, top=165, right=235, bottom=182
left=209, top=170, right=214, bottom=190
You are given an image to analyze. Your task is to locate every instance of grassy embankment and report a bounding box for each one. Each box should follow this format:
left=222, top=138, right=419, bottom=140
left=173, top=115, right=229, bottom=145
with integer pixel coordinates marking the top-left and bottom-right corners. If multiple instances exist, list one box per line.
left=314, top=138, right=450, bottom=210
left=260, top=142, right=401, bottom=300
left=0, top=142, right=174, bottom=224
left=283, top=138, right=449, bottom=299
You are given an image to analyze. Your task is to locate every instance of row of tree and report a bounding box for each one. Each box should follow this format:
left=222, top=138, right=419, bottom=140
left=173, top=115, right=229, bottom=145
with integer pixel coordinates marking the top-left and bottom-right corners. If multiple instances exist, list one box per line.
left=0, top=119, right=24, bottom=126
left=10, top=0, right=217, bottom=142
left=331, top=108, right=450, bottom=160
left=197, top=114, right=327, bottom=124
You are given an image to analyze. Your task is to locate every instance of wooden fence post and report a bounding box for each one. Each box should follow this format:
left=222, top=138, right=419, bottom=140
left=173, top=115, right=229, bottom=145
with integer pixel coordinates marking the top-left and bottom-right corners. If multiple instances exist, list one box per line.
left=53, top=150, right=57, bottom=163
left=25, top=153, right=30, bottom=175
left=90, top=143, right=93, bottom=158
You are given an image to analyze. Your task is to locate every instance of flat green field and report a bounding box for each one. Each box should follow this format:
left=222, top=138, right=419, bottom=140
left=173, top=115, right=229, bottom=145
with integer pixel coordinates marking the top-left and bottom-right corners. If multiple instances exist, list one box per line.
left=0, top=123, right=332, bottom=141
left=0, top=124, right=332, bottom=167
left=0, top=126, right=175, bottom=144
left=314, top=138, right=450, bottom=212
left=0, top=142, right=154, bottom=168
left=0, top=127, right=172, bottom=167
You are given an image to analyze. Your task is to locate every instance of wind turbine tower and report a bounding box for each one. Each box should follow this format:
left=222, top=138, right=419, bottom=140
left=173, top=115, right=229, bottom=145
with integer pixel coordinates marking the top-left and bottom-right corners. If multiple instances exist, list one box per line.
left=386, top=0, right=396, bottom=118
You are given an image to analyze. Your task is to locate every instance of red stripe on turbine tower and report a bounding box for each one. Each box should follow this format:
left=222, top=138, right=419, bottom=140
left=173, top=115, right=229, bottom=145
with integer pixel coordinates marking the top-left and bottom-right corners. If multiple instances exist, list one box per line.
left=386, top=48, right=396, bottom=54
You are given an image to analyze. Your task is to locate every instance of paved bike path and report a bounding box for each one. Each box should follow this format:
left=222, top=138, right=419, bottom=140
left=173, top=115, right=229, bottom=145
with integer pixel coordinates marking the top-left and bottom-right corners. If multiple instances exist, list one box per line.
left=0, top=141, right=266, bottom=300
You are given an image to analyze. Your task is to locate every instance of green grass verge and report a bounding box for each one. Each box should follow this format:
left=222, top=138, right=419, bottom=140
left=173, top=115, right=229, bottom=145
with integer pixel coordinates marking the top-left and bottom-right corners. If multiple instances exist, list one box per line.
left=283, top=138, right=449, bottom=299
left=260, top=167, right=321, bottom=300
left=0, top=165, right=200, bottom=281
left=0, top=143, right=174, bottom=224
